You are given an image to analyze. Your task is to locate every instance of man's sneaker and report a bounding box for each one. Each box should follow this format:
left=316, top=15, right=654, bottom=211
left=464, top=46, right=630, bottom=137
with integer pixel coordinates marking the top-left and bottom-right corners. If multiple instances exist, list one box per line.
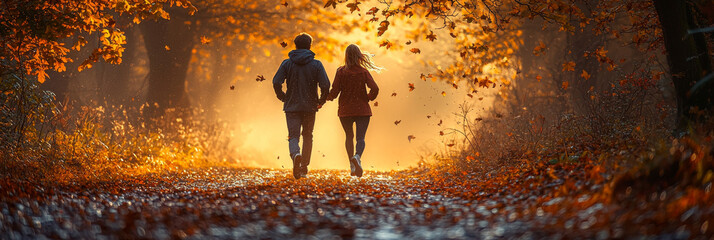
left=349, top=160, right=356, bottom=176
left=292, top=153, right=303, bottom=179
left=350, top=154, right=363, bottom=177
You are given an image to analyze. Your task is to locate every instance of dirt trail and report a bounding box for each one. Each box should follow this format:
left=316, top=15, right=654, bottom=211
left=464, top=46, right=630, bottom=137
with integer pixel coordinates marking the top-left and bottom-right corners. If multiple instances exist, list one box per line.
left=1, top=168, right=534, bottom=239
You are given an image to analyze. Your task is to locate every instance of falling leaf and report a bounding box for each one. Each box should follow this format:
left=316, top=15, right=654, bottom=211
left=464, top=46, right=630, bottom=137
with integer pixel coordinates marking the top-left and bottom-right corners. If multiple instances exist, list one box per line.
left=441, top=91, right=446, bottom=96
left=280, top=41, right=288, bottom=48
left=410, top=48, right=421, bottom=54
left=536, top=75, right=542, bottom=82
left=474, top=117, right=483, bottom=121
left=379, top=40, right=393, bottom=49
left=366, top=7, right=379, bottom=15
left=230, top=85, right=235, bottom=90
left=450, top=32, right=457, bottom=38
left=324, top=0, right=337, bottom=8
left=373, top=101, right=378, bottom=107
left=407, top=135, right=416, bottom=142
left=467, top=93, right=474, bottom=98
left=562, top=81, right=569, bottom=90
left=405, top=40, right=412, bottom=45
left=377, top=20, right=390, bottom=36
left=427, top=115, right=431, bottom=119
left=200, top=36, right=211, bottom=45
left=391, top=92, right=397, bottom=97
left=256, top=75, right=266, bottom=82
left=438, top=120, right=443, bottom=126
left=281, top=1, right=288, bottom=7
left=408, top=83, right=415, bottom=92
left=394, top=120, right=401, bottom=125
left=447, top=143, right=455, bottom=147
left=439, top=131, right=444, bottom=136
left=426, top=31, right=437, bottom=41
left=581, top=70, right=591, bottom=80
left=164, top=45, right=170, bottom=50
left=346, top=2, right=361, bottom=13
left=562, top=61, right=576, bottom=72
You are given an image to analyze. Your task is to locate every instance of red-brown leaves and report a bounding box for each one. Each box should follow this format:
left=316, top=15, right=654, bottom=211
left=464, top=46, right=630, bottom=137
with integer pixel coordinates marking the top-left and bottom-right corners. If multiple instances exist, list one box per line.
left=408, top=83, right=415, bottom=91
left=425, top=31, right=437, bottom=41
left=324, top=0, right=337, bottom=9
left=377, top=20, right=390, bottom=36
left=379, top=40, right=393, bottom=49
left=346, top=2, right=361, bottom=13
left=410, top=48, right=421, bottom=54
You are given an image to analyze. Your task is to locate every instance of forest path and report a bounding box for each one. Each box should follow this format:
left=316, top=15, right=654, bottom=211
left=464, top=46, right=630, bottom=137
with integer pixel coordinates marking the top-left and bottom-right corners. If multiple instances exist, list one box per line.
left=1, top=168, right=531, bottom=239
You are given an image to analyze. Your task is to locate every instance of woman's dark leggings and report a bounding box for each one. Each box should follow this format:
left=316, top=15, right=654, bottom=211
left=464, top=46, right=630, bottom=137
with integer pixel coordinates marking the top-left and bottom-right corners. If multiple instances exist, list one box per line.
left=339, top=116, right=371, bottom=158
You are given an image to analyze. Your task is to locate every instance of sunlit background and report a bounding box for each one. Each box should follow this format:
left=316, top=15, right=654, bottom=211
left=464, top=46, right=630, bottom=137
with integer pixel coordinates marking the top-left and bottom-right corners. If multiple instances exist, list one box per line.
left=220, top=35, right=495, bottom=171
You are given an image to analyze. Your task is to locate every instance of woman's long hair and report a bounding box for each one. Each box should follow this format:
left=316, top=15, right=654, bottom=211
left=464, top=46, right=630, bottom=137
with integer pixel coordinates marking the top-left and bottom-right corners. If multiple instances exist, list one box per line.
left=344, top=44, right=383, bottom=72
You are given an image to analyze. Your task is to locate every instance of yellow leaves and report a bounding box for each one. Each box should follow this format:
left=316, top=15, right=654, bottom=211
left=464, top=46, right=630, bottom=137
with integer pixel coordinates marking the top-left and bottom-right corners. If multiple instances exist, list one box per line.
left=200, top=36, right=212, bottom=45
left=72, top=36, right=88, bottom=51
left=562, top=61, right=576, bottom=72
left=533, top=41, right=546, bottom=56
left=78, top=62, right=93, bottom=72
left=410, top=48, right=421, bottom=54
left=581, top=70, right=590, bottom=80
left=441, top=91, right=446, bottom=96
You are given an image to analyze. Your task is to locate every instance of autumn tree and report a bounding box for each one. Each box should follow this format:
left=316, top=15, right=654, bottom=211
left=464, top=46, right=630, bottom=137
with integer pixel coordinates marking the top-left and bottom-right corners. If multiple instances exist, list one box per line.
left=0, top=0, right=189, bottom=144
left=137, top=0, right=349, bottom=119
left=327, top=0, right=714, bottom=132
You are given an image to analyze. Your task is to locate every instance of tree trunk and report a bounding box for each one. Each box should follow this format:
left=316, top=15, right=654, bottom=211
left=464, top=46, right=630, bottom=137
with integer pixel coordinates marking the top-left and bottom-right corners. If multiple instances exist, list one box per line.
left=139, top=16, right=195, bottom=119
left=653, top=0, right=714, bottom=131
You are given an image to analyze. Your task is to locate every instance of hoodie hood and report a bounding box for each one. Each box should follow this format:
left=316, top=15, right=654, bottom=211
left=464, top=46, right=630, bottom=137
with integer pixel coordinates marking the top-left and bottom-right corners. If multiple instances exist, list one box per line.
left=289, top=49, right=316, bottom=65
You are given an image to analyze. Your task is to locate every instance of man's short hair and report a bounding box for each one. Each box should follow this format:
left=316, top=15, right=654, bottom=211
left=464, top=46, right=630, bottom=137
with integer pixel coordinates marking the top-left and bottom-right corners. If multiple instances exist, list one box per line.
left=294, top=33, right=312, bottom=50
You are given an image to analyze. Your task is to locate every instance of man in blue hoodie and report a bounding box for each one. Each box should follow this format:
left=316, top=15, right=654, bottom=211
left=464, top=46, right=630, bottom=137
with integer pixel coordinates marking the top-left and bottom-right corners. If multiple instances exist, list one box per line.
left=273, top=33, right=330, bottom=179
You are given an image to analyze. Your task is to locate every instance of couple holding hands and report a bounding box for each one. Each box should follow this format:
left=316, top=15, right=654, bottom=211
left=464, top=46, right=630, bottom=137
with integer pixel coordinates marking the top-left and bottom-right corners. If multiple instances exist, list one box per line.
left=272, top=33, right=381, bottom=179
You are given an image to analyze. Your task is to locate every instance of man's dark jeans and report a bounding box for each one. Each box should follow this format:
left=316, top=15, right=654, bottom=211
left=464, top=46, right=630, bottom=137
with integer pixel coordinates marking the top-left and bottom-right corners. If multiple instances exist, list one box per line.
left=286, top=112, right=316, bottom=167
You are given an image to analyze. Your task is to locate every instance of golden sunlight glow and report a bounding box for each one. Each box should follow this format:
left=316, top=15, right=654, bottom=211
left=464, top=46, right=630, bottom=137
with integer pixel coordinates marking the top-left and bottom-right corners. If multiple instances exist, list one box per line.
left=215, top=26, right=504, bottom=171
